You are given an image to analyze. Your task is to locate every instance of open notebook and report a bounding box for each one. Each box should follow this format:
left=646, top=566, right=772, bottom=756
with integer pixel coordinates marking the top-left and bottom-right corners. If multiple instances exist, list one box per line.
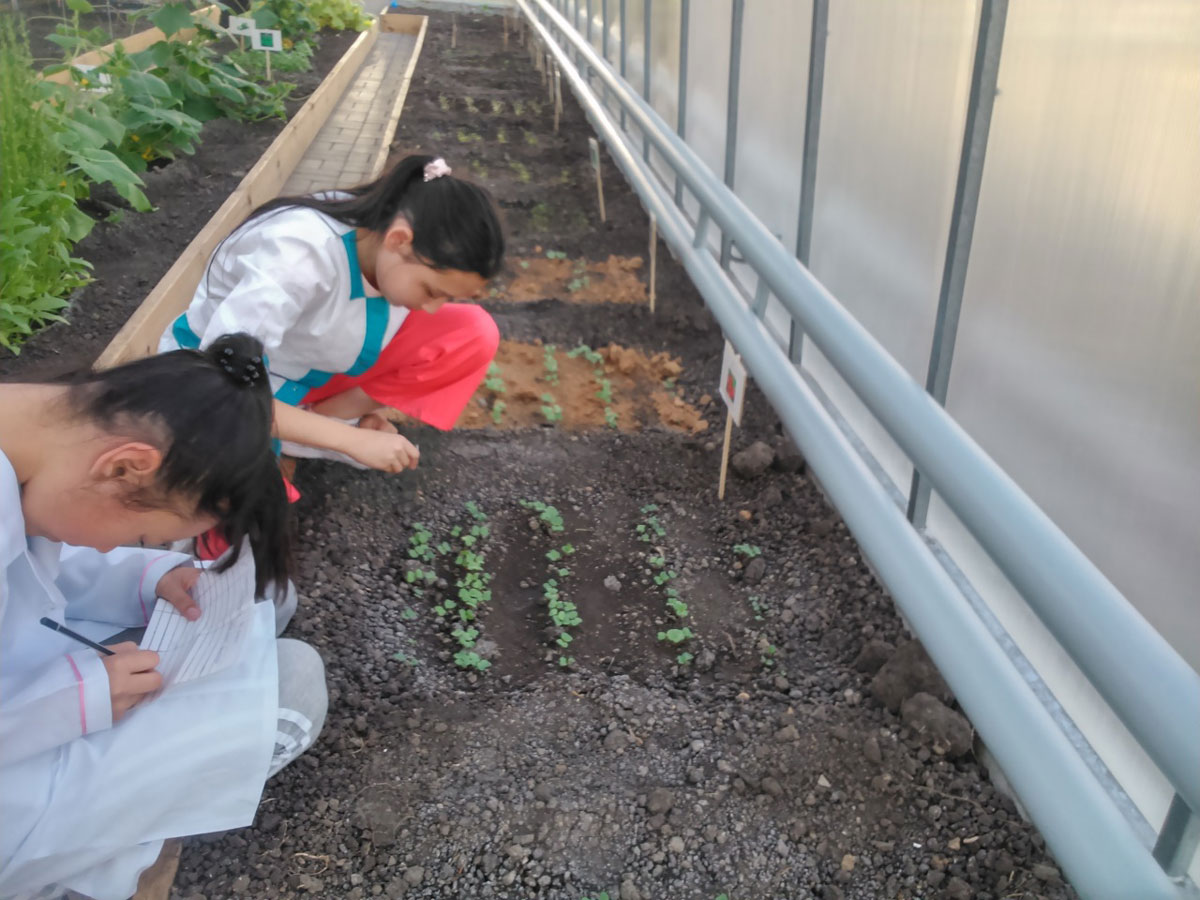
left=139, top=549, right=257, bottom=686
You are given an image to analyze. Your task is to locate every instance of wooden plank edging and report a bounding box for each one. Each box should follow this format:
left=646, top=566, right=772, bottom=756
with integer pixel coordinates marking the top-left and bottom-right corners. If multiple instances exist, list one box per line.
left=95, top=20, right=384, bottom=368
left=42, top=6, right=222, bottom=85
left=371, top=14, right=430, bottom=179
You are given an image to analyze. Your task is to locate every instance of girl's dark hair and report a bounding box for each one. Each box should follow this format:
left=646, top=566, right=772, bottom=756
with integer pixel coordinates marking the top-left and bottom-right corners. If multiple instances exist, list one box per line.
left=63, top=334, right=289, bottom=597
left=248, top=154, right=505, bottom=280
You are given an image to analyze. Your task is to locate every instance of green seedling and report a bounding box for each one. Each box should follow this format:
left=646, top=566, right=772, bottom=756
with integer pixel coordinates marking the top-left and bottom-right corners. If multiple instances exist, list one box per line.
left=391, top=651, right=420, bottom=665
left=652, top=570, right=677, bottom=586
left=761, top=644, right=778, bottom=668
left=605, top=407, right=619, bottom=429
left=497, top=127, right=508, bottom=144
left=545, top=249, right=568, bottom=260
left=520, top=500, right=565, bottom=532
left=562, top=544, right=575, bottom=554
left=657, top=627, right=694, bottom=644
left=491, top=399, right=506, bottom=424
left=513, top=99, right=525, bottom=115
left=464, top=96, right=478, bottom=113
left=540, top=394, right=564, bottom=423
left=567, top=275, right=590, bottom=293
left=556, top=632, right=573, bottom=648
left=452, top=626, right=479, bottom=648
left=595, top=378, right=613, bottom=404
left=524, top=129, right=539, bottom=146
left=438, top=94, right=452, bottom=111
left=484, top=362, right=506, bottom=393
left=454, top=650, right=491, bottom=671
left=543, top=344, right=559, bottom=384
left=666, top=596, right=689, bottom=618
left=733, top=543, right=762, bottom=558
left=510, top=159, right=532, bottom=183
left=546, top=549, right=562, bottom=561
left=490, top=99, right=505, bottom=114
left=640, top=504, right=659, bottom=514
left=400, top=607, right=418, bottom=621
left=519, top=260, right=531, bottom=270
left=559, top=655, right=575, bottom=667
left=748, top=595, right=764, bottom=622
left=648, top=555, right=665, bottom=568
left=676, top=652, right=694, bottom=665
left=456, top=128, right=483, bottom=144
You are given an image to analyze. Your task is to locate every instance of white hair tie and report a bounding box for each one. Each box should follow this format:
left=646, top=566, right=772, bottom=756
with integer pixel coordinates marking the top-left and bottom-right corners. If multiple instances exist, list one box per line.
left=423, top=158, right=452, bottom=181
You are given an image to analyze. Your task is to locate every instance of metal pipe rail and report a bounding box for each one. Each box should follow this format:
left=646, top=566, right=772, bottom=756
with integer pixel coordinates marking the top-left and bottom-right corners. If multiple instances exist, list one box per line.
left=524, top=0, right=1200, bottom=836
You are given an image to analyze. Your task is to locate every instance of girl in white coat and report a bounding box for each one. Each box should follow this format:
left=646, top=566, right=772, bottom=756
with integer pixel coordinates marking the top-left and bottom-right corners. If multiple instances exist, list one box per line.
left=159, top=154, right=506, bottom=480
left=0, top=335, right=326, bottom=900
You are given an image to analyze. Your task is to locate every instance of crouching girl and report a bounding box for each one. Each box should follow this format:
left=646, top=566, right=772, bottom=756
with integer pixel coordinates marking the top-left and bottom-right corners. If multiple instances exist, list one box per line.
left=0, top=335, right=327, bottom=900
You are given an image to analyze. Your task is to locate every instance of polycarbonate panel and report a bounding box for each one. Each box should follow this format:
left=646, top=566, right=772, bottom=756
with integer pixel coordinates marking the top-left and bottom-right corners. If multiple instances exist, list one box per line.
left=946, top=0, right=1200, bottom=677
left=732, top=2, right=812, bottom=251
left=802, top=0, right=978, bottom=492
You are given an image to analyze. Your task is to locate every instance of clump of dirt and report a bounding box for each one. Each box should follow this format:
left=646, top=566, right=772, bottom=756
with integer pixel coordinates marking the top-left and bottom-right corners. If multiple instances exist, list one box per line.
left=497, top=254, right=647, bottom=304
left=455, top=340, right=708, bottom=433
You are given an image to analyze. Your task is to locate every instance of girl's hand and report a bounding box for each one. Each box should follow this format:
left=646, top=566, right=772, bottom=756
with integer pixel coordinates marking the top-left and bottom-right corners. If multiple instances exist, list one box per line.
left=102, top=642, right=163, bottom=721
left=346, top=429, right=420, bottom=473
left=156, top=565, right=201, bottom=621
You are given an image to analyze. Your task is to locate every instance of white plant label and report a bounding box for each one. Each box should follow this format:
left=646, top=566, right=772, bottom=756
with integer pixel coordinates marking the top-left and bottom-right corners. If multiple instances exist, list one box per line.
left=588, top=137, right=600, bottom=173
left=719, top=339, right=747, bottom=427
left=252, top=28, right=283, bottom=51
left=228, top=15, right=256, bottom=35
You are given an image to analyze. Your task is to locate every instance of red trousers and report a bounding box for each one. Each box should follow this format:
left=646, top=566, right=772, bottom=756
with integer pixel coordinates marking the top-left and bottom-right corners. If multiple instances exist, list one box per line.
left=303, top=304, right=499, bottom=429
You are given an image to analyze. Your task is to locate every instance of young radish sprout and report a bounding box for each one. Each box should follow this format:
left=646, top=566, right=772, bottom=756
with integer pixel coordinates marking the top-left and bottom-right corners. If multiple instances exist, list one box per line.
left=638, top=505, right=697, bottom=665
left=523, top=499, right=580, bottom=667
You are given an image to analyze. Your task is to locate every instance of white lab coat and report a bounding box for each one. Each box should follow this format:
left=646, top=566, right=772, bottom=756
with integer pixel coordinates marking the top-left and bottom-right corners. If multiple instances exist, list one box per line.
left=0, top=451, right=278, bottom=900
left=158, top=201, right=409, bottom=405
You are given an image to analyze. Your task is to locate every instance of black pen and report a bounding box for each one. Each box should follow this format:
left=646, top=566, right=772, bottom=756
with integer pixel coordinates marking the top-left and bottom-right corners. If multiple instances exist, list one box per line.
left=39, top=617, right=115, bottom=656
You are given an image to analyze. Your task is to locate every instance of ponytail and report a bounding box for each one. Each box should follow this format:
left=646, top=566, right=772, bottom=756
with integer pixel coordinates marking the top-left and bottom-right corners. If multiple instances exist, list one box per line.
left=247, top=154, right=505, bottom=279
left=63, top=334, right=290, bottom=597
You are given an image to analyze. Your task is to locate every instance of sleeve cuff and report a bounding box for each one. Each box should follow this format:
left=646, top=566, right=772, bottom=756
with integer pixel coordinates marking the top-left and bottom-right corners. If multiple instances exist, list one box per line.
left=68, top=650, right=113, bottom=736
left=137, top=551, right=194, bottom=620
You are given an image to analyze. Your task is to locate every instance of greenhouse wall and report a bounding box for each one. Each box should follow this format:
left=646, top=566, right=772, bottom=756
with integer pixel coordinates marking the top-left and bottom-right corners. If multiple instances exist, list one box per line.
left=573, top=0, right=1200, bottom=879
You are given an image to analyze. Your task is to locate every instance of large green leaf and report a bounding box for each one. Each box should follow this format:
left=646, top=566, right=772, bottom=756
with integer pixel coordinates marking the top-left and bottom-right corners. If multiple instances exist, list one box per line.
left=151, top=3, right=195, bottom=38
left=119, top=70, right=174, bottom=102
left=66, top=148, right=151, bottom=211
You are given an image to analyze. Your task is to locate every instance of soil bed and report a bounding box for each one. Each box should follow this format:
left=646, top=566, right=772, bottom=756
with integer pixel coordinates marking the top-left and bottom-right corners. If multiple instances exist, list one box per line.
left=8, top=6, right=1077, bottom=899
left=175, top=11, right=1077, bottom=900
left=0, top=26, right=357, bottom=382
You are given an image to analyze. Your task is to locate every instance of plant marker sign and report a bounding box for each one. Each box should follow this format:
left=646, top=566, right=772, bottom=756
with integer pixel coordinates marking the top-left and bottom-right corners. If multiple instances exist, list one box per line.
left=717, top=339, right=748, bottom=500
left=251, top=28, right=283, bottom=80
left=227, top=15, right=255, bottom=51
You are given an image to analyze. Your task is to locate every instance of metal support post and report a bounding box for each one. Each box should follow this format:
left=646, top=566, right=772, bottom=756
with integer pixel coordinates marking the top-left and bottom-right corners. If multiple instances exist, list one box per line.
left=619, top=0, right=627, bottom=129
left=674, top=0, right=689, bottom=207
left=1154, top=794, right=1200, bottom=877
left=643, top=0, right=652, bottom=161
left=907, top=0, right=1009, bottom=528
left=789, top=0, right=828, bottom=364
left=719, top=0, right=744, bottom=268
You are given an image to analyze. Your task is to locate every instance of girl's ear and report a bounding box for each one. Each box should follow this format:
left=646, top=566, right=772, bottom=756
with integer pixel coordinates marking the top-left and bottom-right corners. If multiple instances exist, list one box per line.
left=383, top=219, right=415, bottom=255
left=90, top=442, right=163, bottom=490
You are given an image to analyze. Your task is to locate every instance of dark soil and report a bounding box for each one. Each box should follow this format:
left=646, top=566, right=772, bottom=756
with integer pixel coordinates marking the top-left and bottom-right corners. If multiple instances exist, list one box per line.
left=0, top=27, right=357, bottom=382
left=7, top=7, right=1078, bottom=900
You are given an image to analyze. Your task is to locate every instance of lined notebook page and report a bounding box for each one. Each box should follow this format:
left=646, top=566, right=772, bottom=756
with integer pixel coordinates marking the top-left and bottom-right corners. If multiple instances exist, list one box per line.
left=140, top=550, right=257, bottom=686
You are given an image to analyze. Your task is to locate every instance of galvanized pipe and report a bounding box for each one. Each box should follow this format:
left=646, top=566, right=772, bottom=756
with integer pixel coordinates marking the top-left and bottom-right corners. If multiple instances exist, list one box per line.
left=518, top=0, right=1200, bottom=821
left=513, top=7, right=1189, bottom=893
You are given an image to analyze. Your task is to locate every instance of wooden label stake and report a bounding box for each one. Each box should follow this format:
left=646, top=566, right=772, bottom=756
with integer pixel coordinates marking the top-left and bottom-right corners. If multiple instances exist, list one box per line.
left=451, top=15, right=457, bottom=49
left=265, top=49, right=271, bottom=80
left=717, top=340, right=748, bottom=500
left=589, top=137, right=606, bottom=223
left=649, top=214, right=658, bottom=314
left=553, top=65, right=562, bottom=132
left=718, top=411, right=734, bottom=500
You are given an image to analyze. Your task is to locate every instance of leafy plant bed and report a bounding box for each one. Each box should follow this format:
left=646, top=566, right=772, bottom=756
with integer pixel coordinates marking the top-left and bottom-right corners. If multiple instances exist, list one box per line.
left=494, top=253, right=648, bottom=305
left=0, top=27, right=357, bottom=382
left=169, top=10, right=1078, bottom=900
left=449, top=339, right=707, bottom=433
